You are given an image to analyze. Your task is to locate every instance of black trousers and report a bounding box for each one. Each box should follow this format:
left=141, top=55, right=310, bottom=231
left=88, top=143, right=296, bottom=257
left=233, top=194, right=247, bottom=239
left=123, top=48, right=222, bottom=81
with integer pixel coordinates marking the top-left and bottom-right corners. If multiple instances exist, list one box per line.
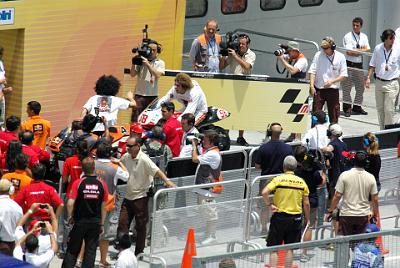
left=62, top=221, right=101, bottom=268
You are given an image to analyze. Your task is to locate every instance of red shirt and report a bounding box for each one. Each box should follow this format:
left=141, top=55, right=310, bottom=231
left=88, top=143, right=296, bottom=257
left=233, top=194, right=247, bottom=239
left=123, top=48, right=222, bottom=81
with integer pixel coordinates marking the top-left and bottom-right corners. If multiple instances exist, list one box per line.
left=163, top=117, right=183, bottom=157
left=28, top=144, right=50, bottom=162
left=14, top=180, right=64, bottom=220
left=0, top=130, right=18, bottom=152
left=63, top=155, right=82, bottom=196
left=22, top=145, right=39, bottom=168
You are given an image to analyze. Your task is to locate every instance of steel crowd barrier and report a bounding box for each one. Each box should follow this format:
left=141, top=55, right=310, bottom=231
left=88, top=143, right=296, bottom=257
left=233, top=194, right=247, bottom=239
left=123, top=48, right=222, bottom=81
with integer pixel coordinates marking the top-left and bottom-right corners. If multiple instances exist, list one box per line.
left=192, top=228, right=400, bottom=268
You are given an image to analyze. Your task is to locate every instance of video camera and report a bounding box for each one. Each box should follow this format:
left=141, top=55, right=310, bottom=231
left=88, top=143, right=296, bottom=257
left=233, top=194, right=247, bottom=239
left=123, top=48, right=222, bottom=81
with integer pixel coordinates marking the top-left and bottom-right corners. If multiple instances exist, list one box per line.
left=220, top=32, right=240, bottom=56
left=185, top=133, right=204, bottom=145
left=274, top=44, right=289, bottom=56
left=132, top=25, right=153, bottom=65
left=302, top=149, right=333, bottom=172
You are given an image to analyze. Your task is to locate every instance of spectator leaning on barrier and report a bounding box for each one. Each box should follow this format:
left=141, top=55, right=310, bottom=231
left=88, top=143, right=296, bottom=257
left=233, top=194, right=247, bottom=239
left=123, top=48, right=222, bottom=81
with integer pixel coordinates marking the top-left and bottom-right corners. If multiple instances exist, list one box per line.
left=363, top=132, right=381, bottom=192
left=255, top=122, right=293, bottom=234
left=117, top=137, right=175, bottom=256
left=262, top=155, right=310, bottom=268
left=366, top=29, right=400, bottom=130
left=94, top=141, right=129, bottom=268
left=190, top=18, right=221, bottom=73
left=219, top=33, right=256, bottom=146
left=326, top=151, right=378, bottom=237
left=309, top=36, right=348, bottom=124
left=160, top=102, right=183, bottom=157
left=21, top=101, right=51, bottom=150
left=341, top=17, right=370, bottom=117
left=130, top=39, right=165, bottom=122
left=192, top=130, right=223, bottom=246
left=14, top=163, right=64, bottom=219
left=0, top=179, right=23, bottom=256
left=62, top=157, right=109, bottom=268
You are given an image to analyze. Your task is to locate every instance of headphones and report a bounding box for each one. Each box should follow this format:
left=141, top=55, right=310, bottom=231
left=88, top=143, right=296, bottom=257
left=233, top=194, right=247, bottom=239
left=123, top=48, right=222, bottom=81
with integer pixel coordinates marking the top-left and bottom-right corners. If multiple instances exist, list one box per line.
left=354, top=150, right=369, bottom=167
left=267, top=122, right=283, bottom=137
left=238, top=33, right=251, bottom=45
left=326, top=124, right=342, bottom=138
left=363, top=134, right=379, bottom=147
left=148, top=40, right=162, bottom=54
left=0, top=179, right=15, bottom=195
left=322, top=37, right=336, bottom=50
left=380, top=29, right=396, bottom=42
left=311, top=111, right=329, bottom=126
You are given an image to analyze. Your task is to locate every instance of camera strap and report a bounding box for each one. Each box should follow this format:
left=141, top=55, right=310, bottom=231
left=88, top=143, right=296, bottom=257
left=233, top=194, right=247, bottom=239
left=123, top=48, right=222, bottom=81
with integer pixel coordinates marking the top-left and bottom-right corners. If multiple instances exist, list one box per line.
left=275, top=59, right=288, bottom=77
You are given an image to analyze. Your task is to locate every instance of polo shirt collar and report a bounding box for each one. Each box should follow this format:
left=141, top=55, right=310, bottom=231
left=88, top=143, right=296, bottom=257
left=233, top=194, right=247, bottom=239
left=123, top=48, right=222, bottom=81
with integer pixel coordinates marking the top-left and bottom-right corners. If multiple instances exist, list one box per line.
left=31, top=115, right=41, bottom=119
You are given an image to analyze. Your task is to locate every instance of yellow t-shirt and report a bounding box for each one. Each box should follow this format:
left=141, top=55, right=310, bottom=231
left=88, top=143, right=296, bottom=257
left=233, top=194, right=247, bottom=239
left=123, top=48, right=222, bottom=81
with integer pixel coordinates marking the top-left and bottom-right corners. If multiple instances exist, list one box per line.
left=267, top=171, right=309, bottom=215
left=22, top=115, right=51, bottom=149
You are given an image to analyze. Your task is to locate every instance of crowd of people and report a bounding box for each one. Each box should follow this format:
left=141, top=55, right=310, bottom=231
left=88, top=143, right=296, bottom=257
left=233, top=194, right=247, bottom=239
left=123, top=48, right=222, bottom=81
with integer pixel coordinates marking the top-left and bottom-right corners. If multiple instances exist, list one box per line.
left=0, top=15, right=394, bottom=268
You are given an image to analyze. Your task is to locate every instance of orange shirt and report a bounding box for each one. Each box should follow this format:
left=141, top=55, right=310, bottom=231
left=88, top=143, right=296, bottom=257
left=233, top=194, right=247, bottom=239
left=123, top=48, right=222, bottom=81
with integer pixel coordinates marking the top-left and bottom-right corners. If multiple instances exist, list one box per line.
left=22, top=115, right=51, bottom=149
left=2, top=170, right=32, bottom=199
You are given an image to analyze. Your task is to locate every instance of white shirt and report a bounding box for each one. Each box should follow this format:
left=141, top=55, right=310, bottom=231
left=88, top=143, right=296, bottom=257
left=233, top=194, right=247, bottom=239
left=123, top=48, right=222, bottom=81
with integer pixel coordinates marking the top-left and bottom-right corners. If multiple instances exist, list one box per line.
left=369, top=43, right=400, bottom=80
left=134, top=58, right=165, bottom=96
left=115, top=247, right=138, bottom=268
left=14, top=226, right=56, bottom=255
left=343, top=31, right=370, bottom=63
left=158, top=80, right=208, bottom=121
left=83, top=95, right=131, bottom=131
left=226, top=48, right=256, bottom=75
left=13, top=245, right=54, bottom=268
left=179, top=127, right=200, bottom=158
left=0, top=60, right=5, bottom=90
left=194, top=147, right=222, bottom=197
left=293, top=56, right=308, bottom=73
left=301, top=124, right=329, bottom=150
left=309, top=50, right=348, bottom=89
left=0, top=195, right=23, bottom=242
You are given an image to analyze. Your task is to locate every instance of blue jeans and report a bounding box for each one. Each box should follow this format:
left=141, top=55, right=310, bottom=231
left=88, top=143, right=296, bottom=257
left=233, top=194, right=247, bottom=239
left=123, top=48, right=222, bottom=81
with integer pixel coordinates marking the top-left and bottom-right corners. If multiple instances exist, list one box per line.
left=317, top=186, right=327, bottom=227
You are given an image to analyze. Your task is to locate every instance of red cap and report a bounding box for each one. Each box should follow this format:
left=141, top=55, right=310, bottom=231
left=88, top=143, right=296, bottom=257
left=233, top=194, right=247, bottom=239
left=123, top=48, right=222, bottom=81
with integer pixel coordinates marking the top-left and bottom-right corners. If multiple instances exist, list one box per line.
left=130, top=123, right=145, bottom=134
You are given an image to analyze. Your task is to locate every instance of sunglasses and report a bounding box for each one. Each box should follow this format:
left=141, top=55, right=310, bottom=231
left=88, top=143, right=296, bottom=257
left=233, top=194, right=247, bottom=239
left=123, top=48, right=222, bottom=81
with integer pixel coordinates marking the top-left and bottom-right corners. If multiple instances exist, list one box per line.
left=126, top=144, right=137, bottom=148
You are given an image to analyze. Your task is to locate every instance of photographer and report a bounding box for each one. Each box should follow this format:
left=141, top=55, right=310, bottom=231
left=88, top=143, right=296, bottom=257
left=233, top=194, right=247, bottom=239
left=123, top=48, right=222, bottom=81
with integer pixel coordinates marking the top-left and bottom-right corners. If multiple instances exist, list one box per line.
left=180, top=113, right=201, bottom=158
left=81, top=75, right=136, bottom=133
left=219, top=33, right=255, bottom=146
left=130, top=39, right=165, bottom=122
left=276, top=41, right=308, bottom=79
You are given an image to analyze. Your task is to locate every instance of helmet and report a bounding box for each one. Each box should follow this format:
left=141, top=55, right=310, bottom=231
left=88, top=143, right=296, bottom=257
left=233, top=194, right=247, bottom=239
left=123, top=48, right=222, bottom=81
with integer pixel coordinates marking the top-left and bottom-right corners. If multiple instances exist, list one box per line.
left=130, top=123, right=145, bottom=134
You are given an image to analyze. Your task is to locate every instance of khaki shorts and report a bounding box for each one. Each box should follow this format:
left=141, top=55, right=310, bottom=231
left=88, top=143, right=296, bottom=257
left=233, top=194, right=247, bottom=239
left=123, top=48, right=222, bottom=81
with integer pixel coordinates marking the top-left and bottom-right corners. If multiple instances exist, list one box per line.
left=197, top=195, right=218, bottom=221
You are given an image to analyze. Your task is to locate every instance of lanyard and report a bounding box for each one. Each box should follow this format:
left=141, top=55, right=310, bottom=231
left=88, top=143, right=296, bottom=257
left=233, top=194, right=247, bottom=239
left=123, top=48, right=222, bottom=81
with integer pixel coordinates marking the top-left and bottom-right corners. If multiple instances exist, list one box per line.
left=326, top=52, right=335, bottom=66
left=383, top=48, right=392, bottom=66
left=207, top=39, right=217, bottom=56
left=351, top=31, right=360, bottom=47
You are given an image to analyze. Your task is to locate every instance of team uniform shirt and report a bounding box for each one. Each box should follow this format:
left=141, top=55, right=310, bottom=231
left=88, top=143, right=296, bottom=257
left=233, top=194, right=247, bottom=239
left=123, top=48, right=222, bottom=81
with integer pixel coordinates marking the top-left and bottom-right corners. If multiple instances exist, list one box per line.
left=343, top=31, right=370, bottom=63
left=2, top=170, right=32, bottom=199
left=226, top=48, right=256, bottom=75
left=335, top=167, right=378, bottom=216
left=369, top=43, right=400, bottom=80
left=134, top=59, right=165, bottom=96
left=21, top=116, right=51, bottom=149
left=115, top=246, right=138, bottom=268
left=22, top=145, right=40, bottom=168
left=308, top=50, right=348, bottom=89
left=0, top=195, right=23, bottom=242
left=69, top=175, right=108, bottom=223
left=14, top=180, right=63, bottom=219
left=163, top=117, right=183, bottom=157
left=13, top=245, right=54, bottom=268
left=301, top=124, right=330, bottom=150
left=158, top=80, right=208, bottom=121
left=180, top=127, right=200, bottom=158
left=266, top=171, right=310, bottom=215
left=83, top=95, right=131, bottom=132
left=0, top=130, right=18, bottom=152
left=62, top=155, right=83, bottom=197
left=121, top=150, right=159, bottom=201
left=27, top=144, right=50, bottom=162
left=95, top=158, right=129, bottom=195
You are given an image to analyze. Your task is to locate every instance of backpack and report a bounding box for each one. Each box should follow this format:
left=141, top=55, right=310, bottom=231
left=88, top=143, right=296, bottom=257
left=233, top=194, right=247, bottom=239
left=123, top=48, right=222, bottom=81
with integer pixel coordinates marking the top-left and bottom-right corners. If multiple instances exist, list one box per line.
left=351, top=243, right=384, bottom=268
left=56, top=132, right=92, bottom=161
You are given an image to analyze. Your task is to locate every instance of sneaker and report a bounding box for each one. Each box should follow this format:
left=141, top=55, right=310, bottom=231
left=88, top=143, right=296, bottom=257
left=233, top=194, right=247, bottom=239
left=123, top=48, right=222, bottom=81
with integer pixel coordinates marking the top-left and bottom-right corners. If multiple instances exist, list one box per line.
left=344, top=111, right=351, bottom=117
left=201, top=236, right=217, bottom=245
left=300, top=253, right=311, bottom=263
left=236, top=137, right=249, bottom=146
left=352, top=108, right=368, bottom=115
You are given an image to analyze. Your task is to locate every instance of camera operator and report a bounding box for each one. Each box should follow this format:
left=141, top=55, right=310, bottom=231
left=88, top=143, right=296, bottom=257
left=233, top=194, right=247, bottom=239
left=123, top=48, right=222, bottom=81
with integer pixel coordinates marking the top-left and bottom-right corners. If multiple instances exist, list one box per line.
left=294, top=146, right=325, bottom=262
left=81, top=75, right=136, bottom=133
left=130, top=40, right=165, bottom=122
left=180, top=113, right=201, bottom=158
left=219, top=33, right=255, bottom=146
left=276, top=41, right=308, bottom=79
left=141, top=125, right=172, bottom=160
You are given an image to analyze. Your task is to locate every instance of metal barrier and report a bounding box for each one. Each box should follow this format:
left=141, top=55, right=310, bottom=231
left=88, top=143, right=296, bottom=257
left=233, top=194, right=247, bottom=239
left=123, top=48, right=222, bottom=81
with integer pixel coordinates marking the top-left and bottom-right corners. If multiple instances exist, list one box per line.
left=192, top=228, right=400, bottom=267
left=142, top=179, right=247, bottom=265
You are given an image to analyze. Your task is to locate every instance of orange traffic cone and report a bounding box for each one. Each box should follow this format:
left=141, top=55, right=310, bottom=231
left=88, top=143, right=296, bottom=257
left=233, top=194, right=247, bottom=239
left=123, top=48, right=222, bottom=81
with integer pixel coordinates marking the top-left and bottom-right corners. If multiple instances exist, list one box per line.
left=181, top=227, right=197, bottom=268
left=375, top=209, right=389, bottom=254
left=264, top=242, right=298, bottom=268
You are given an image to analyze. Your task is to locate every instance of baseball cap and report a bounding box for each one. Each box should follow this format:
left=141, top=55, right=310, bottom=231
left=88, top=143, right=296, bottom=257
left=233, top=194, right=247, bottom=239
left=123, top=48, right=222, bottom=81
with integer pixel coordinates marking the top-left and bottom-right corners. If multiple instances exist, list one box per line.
left=130, top=122, right=144, bottom=134
left=0, top=179, right=12, bottom=192
left=329, top=124, right=342, bottom=136
left=320, top=36, right=335, bottom=49
left=287, top=41, right=300, bottom=51
left=365, top=223, right=380, bottom=233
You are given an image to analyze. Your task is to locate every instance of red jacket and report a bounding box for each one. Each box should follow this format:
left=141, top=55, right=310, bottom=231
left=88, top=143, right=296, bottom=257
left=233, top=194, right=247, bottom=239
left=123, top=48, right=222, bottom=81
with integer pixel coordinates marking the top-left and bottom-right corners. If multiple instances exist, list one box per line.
left=163, top=117, right=183, bottom=157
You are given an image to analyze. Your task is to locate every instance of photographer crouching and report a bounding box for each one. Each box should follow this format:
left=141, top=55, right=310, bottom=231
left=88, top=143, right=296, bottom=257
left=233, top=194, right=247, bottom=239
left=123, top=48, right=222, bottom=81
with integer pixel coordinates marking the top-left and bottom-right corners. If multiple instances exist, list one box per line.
left=276, top=41, right=308, bottom=79
left=219, top=33, right=256, bottom=146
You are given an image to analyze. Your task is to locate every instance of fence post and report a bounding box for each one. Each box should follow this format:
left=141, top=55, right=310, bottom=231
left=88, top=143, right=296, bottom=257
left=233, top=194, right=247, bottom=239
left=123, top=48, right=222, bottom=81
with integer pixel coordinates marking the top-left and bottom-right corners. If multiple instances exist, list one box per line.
left=335, top=239, right=350, bottom=267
